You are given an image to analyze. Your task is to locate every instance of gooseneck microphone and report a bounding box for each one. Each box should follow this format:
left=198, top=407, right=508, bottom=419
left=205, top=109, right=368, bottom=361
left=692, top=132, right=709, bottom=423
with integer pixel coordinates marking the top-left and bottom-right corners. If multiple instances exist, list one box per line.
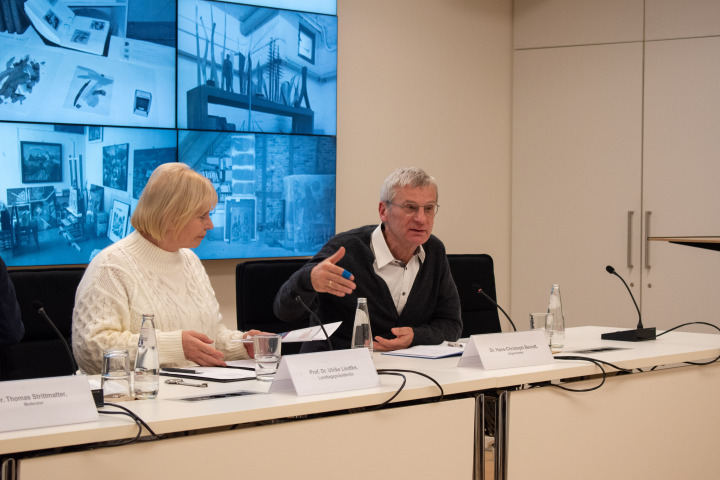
left=32, top=300, right=78, bottom=374
left=600, top=266, right=656, bottom=342
left=294, top=295, right=333, bottom=350
left=472, top=285, right=517, bottom=332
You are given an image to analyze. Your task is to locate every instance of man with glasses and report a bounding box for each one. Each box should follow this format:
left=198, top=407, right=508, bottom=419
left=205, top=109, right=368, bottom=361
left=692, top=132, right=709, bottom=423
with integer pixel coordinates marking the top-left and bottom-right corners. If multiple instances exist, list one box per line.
left=274, top=167, right=462, bottom=352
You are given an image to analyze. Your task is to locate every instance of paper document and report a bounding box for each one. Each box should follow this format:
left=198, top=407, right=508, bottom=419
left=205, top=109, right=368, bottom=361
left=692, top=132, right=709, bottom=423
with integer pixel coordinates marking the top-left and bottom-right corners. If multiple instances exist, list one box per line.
left=161, top=360, right=256, bottom=382
left=232, top=322, right=341, bottom=344
left=280, top=321, right=341, bottom=342
left=381, top=343, right=465, bottom=359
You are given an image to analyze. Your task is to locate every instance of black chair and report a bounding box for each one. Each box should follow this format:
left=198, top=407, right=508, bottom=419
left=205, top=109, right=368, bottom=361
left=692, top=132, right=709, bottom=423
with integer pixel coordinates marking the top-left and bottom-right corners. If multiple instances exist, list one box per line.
left=447, top=254, right=502, bottom=337
left=1, top=267, right=85, bottom=380
left=236, top=259, right=311, bottom=355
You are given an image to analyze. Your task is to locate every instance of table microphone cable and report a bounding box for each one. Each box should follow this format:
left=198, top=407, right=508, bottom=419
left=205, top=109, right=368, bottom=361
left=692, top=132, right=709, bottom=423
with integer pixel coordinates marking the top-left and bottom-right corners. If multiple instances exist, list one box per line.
left=374, top=368, right=444, bottom=409
left=654, top=321, right=720, bottom=366
left=546, top=356, right=633, bottom=393
left=552, top=320, right=720, bottom=390
left=97, top=402, right=165, bottom=446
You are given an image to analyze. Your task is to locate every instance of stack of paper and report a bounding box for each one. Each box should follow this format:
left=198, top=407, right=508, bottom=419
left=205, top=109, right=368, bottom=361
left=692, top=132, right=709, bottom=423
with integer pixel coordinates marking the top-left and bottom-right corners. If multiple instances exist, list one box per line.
left=381, top=344, right=465, bottom=359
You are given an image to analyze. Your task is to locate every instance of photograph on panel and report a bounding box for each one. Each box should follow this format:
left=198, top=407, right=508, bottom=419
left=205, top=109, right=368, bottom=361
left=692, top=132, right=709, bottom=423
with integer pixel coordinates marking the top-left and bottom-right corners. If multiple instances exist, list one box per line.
left=0, top=121, right=177, bottom=267
left=1, top=123, right=335, bottom=267
left=177, top=0, right=337, bottom=135
left=0, top=0, right=176, bottom=128
left=179, top=130, right=336, bottom=259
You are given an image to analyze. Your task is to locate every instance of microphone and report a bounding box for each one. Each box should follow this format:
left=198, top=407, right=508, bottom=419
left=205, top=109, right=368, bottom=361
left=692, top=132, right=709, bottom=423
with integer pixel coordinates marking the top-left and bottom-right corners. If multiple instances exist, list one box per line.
left=294, top=295, right=333, bottom=350
left=32, top=300, right=78, bottom=374
left=472, top=284, right=517, bottom=332
left=600, top=266, right=656, bottom=342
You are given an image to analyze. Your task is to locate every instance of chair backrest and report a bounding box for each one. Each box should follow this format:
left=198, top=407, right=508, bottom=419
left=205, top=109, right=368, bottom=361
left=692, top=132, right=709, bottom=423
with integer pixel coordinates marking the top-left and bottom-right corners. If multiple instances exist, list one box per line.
left=1, top=267, right=85, bottom=380
left=236, top=259, right=310, bottom=354
left=446, top=254, right=502, bottom=337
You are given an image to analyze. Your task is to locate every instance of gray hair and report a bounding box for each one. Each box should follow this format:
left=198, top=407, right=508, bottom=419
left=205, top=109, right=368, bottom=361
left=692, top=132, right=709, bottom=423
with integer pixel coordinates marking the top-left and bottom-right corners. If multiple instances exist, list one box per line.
left=379, top=167, right=438, bottom=203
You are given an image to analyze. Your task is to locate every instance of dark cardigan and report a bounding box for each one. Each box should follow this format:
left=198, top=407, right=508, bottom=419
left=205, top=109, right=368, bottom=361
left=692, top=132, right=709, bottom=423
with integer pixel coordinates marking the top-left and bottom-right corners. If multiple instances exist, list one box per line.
left=274, top=225, right=462, bottom=350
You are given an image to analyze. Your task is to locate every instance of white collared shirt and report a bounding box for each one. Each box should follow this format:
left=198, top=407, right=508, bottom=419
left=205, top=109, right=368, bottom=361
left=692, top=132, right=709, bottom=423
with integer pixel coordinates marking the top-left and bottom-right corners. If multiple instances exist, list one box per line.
left=371, top=224, right=425, bottom=314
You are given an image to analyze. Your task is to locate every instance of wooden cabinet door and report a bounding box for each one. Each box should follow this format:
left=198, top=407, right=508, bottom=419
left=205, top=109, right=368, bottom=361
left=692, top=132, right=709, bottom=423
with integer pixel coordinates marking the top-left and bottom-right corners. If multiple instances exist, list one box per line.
left=642, top=37, right=720, bottom=331
left=512, top=43, right=643, bottom=328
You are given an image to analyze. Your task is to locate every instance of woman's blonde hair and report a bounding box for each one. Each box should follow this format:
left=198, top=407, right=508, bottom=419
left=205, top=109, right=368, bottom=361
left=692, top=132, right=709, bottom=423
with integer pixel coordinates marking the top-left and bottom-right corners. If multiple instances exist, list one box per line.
left=131, top=163, right=217, bottom=243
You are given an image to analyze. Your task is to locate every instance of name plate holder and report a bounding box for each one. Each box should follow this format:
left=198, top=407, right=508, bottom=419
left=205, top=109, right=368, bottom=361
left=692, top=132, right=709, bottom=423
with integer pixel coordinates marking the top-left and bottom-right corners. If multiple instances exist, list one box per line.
left=458, top=330, right=554, bottom=370
left=269, top=348, right=380, bottom=396
left=0, top=375, right=99, bottom=433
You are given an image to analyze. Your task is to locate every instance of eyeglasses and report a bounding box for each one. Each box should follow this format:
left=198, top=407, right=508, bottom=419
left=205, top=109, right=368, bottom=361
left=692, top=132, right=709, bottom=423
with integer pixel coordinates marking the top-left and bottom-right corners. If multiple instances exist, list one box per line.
left=386, top=201, right=440, bottom=217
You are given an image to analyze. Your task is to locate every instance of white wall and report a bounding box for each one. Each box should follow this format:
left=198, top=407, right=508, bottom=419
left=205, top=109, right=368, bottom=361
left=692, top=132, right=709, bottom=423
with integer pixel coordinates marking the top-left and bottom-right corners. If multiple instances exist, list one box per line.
left=209, top=0, right=514, bottom=330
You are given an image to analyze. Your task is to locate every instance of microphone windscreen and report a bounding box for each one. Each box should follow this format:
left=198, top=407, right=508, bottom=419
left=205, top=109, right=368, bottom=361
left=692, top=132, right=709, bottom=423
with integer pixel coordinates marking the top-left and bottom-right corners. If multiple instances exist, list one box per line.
left=32, top=300, right=44, bottom=312
left=606, top=265, right=615, bottom=274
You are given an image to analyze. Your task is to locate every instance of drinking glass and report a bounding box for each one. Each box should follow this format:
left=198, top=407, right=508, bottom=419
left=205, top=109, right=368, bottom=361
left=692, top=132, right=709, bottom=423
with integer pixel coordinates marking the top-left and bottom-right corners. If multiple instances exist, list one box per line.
left=529, top=313, right=551, bottom=347
left=253, top=334, right=282, bottom=381
left=101, top=348, right=133, bottom=402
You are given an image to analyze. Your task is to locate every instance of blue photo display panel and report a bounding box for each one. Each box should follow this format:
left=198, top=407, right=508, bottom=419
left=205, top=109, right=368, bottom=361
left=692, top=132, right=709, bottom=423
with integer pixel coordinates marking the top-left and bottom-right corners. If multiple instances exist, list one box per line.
left=0, top=122, right=178, bottom=266
left=0, top=122, right=336, bottom=266
left=177, top=0, right=337, bottom=135
left=180, top=130, right=336, bottom=260
left=0, top=0, right=337, bottom=267
left=0, top=0, right=177, bottom=128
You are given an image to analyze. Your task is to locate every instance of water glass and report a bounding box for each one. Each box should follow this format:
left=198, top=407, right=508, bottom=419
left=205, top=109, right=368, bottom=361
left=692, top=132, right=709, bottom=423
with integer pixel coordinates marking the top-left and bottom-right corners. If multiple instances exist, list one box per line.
left=253, top=334, right=282, bottom=381
left=101, top=348, right=133, bottom=402
left=529, top=313, right=551, bottom=347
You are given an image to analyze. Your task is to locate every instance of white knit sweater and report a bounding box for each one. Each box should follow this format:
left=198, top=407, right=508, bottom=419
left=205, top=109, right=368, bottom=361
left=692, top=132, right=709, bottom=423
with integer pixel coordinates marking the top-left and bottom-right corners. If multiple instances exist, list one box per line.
left=72, top=231, right=249, bottom=374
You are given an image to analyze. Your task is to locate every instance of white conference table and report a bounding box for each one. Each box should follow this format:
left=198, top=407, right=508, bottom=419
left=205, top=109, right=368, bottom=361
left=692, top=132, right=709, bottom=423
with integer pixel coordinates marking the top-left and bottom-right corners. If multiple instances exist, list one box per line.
left=1, top=326, right=719, bottom=480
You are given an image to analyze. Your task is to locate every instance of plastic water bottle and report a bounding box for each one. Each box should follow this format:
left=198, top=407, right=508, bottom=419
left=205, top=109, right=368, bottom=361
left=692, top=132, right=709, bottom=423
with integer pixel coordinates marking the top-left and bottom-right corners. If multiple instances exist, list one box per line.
left=547, top=284, right=565, bottom=353
left=134, top=314, right=159, bottom=399
left=351, top=298, right=373, bottom=352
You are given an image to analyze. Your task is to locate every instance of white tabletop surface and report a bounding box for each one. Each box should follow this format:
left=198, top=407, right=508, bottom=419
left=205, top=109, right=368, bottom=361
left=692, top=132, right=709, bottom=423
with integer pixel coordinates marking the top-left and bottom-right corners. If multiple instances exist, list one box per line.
left=1, top=326, right=719, bottom=455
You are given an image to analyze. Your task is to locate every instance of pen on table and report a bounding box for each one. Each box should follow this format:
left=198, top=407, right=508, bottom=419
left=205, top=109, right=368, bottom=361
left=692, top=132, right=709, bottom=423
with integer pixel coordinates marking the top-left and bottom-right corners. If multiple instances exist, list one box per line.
left=162, top=367, right=203, bottom=374
left=221, top=365, right=255, bottom=371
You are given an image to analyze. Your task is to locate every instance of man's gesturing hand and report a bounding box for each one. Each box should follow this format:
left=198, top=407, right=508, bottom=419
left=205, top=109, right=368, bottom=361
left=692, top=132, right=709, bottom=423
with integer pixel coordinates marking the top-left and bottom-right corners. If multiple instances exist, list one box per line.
left=373, top=327, right=414, bottom=352
left=310, top=246, right=356, bottom=297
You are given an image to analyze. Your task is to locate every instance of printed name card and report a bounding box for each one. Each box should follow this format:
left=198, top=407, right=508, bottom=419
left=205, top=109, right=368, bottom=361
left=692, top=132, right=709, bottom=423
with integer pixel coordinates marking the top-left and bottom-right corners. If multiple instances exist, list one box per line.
left=269, top=348, right=380, bottom=396
left=458, top=330, right=554, bottom=370
left=0, top=375, right=99, bottom=433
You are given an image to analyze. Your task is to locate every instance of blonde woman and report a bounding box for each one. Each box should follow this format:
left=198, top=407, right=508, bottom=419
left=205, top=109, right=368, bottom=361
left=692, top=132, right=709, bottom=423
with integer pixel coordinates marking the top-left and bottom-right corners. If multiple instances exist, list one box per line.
left=73, top=163, right=257, bottom=374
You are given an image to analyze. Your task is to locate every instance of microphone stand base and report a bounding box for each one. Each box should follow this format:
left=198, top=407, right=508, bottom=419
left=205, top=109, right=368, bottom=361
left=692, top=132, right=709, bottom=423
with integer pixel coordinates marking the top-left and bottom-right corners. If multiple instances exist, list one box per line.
left=601, top=327, right=657, bottom=342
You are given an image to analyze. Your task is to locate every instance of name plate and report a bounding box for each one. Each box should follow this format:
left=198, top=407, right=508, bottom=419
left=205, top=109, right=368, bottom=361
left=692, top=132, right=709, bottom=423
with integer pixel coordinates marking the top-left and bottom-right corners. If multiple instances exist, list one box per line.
left=457, top=330, right=554, bottom=370
left=269, top=348, right=380, bottom=396
left=0, top=375, right=99, bottom=433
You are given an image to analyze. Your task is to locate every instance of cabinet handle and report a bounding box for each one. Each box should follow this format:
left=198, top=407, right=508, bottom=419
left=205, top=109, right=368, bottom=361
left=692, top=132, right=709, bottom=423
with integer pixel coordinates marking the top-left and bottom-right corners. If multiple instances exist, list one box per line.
left=627, top=211, right=634, bottom=269
left=644, top=211, right=652, bottom=269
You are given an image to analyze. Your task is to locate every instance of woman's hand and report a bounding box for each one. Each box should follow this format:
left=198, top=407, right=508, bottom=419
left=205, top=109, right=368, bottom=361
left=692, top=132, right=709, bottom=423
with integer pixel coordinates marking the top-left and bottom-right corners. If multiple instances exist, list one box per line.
left=182, top=330, right=226, bottom=366
left=242, top=329, right=270, bottom=358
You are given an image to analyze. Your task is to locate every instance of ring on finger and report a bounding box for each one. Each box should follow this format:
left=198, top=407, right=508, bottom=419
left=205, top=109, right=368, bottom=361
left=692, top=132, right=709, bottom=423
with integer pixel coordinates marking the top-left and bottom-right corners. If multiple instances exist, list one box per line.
left=328, top=280, right=333, bottom=288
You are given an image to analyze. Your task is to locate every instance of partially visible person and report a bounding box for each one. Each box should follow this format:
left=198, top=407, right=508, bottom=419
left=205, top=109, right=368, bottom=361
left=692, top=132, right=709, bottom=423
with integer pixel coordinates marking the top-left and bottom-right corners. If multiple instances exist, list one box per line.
left=274, top=167, right=462, bottom=352
left=0, top=254, right=24, bottom=345
left=73, top=163, right=258, bottom=374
